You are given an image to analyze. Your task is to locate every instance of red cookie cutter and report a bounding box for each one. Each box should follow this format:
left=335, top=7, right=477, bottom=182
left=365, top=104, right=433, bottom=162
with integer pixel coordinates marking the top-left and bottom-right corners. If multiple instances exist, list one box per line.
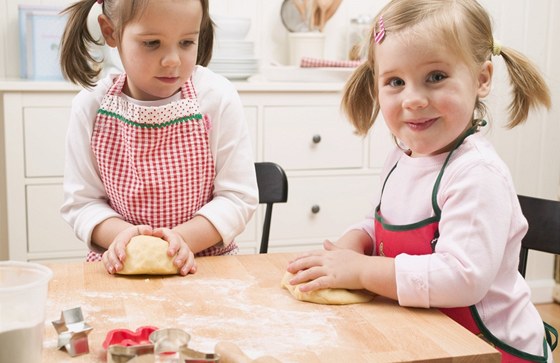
left=102, top=326, right=159, bottom=349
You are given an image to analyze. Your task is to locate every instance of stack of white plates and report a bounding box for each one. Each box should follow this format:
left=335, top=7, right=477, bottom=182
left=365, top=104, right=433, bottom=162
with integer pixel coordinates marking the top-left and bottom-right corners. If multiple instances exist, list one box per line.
left=209, top=16, right=259, bottom=81
left=209, top=40, right=259, bottom=80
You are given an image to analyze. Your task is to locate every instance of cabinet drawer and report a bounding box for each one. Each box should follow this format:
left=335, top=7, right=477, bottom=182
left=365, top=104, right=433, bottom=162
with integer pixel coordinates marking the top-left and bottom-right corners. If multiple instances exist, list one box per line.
left=243, top=106, right=258, bottom=159
left=269, top=174, right=379, bottom=242
left=24, top=107, right=70, bottom=177
left=26, top=184, right=85, bottom=254
left=263, top=106, right=365, bottom=171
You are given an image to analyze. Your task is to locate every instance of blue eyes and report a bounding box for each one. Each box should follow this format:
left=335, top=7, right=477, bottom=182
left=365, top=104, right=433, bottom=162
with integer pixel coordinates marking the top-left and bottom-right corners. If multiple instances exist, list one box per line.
left=427, top=72, right=447, bottom=82
left=386, top=72, right=448, bottom=87
left=388, top=78, right=405, bottom=87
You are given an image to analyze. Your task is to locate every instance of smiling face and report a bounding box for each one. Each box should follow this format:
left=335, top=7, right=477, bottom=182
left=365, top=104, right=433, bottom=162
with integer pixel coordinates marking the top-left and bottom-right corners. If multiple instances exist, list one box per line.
left=375, top=31, right=492, bottom=157
left=100, top=0, right=202, bottom=101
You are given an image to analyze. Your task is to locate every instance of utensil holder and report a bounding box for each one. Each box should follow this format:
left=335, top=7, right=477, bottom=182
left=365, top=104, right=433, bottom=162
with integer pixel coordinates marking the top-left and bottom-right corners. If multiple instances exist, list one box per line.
left=288, top=32, right=325, bottom=66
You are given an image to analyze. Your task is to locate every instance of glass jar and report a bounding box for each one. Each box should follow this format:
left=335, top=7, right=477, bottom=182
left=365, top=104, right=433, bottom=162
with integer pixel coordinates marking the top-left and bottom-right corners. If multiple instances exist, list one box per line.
left=348, top=15, right=374, bottom=61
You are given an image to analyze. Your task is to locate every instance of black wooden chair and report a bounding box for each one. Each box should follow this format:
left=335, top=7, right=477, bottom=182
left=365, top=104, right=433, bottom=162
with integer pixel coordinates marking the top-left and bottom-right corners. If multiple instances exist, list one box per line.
left=517, top=195, right=560, bottom=277
left=255, top=162, right=288, bottom=254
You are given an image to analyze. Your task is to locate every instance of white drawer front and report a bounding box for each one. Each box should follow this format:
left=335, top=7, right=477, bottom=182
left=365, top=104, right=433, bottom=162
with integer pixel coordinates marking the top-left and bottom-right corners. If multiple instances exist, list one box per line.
left=269, top=174, right=379, bottom=242
left=263, top=106, right=365, bottom=170
left=26, top=184, right=85, bottom=254
left=24, top=107, right=70, bottom=177
left=243, top=106, right=258, bottom=159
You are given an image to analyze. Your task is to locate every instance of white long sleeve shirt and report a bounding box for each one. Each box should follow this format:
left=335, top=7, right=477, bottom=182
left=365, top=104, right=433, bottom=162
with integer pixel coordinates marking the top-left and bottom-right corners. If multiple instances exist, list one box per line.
left=350, top=132, right=548, bottom=357
left=61, top=66, right=258, bottom=251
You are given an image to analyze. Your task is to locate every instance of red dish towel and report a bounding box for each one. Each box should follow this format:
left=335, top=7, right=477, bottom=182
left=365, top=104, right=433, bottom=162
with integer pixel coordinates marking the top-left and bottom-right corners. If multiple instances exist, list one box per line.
left=300, top=57, right=363, bottom=68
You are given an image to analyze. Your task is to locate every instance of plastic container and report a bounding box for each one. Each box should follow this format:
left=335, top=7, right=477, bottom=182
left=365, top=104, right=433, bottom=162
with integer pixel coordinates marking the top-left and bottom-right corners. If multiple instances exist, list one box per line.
left=0, top=261, right=53, bottom=363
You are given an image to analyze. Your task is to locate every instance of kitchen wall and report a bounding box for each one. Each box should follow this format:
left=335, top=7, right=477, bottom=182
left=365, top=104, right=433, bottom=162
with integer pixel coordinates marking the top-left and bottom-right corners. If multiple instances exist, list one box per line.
left=0, top=0, right=559, bottom=295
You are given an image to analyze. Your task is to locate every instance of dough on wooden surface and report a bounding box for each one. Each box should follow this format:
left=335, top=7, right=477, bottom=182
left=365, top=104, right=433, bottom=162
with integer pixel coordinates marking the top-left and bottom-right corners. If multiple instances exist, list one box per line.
left=117, top=235, right=179, bottom=275
left=281, top=271, right=374, bottom=305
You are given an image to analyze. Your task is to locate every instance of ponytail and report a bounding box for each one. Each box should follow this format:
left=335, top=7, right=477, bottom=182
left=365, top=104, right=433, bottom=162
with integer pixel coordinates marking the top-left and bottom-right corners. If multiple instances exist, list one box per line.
left=60, top=0, right=103, bottom=88
left=341, top=61, right=378, bottom=136
left=196, top=0, right=214, bottom=67
left=497, top=46, right=551, bottom=128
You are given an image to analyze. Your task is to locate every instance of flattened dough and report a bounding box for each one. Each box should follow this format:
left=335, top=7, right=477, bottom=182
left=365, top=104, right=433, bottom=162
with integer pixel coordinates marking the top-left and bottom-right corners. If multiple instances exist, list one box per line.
left=117, top=235, right=179, bottom=275
left=281, top=271, right=374, bottom=305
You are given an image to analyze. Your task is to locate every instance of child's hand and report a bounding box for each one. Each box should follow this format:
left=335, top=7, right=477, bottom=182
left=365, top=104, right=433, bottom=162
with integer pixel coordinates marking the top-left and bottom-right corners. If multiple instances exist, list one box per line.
left=286, top=240, right=367, bottom=292
left=152, top=227, right=197, bottom=276
left=102, top=225, right=153, bottom=274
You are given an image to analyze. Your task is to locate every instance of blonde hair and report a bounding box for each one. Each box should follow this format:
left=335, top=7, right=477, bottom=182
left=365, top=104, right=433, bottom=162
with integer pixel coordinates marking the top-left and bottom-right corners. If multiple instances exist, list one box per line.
left=342, top=0, right=551, bottom=135
left=60, top=0, right=214, bottom=88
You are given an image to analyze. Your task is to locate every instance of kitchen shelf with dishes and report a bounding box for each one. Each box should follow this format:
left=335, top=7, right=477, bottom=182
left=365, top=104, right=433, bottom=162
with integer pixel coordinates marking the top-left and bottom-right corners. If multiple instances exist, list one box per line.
left=208, top=16, right=259, bottom=81
left=0, top=77, right=391, bottom=262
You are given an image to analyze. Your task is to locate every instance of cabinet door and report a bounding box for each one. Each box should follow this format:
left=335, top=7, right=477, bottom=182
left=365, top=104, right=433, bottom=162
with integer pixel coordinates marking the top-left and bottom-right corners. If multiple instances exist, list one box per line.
left=26, top=184, right=86, bottom=258
left=24, top=107, right=70, bottom=177
left=263, top=106, right=365, bottom=171
left=267, top=174, right=380, bottom=251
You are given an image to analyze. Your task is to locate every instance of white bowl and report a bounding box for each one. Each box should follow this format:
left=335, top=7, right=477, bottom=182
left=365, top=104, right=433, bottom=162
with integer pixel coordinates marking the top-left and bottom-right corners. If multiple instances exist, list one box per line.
left=213, top=16, right=251, bottom=40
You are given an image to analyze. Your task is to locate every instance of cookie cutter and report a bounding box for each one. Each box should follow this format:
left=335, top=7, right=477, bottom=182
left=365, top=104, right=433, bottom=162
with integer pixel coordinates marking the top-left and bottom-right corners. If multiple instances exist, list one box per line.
left=180, top=346, right=220, bottom=362
left=103, top=326, right=158, bottom=349
left=106, top=327, right=220, bottom=363
left=51, top=307, right=93, bottom=357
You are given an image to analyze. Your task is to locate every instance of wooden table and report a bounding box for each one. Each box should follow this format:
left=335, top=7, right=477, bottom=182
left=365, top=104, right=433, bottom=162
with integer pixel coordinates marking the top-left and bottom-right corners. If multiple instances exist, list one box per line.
left=42, top=253, right=500, bottom=362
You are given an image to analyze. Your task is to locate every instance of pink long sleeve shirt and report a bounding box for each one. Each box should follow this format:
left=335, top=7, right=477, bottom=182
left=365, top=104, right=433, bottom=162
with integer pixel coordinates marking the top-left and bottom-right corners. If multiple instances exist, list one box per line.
left=350, top=132, right=549, bottom=358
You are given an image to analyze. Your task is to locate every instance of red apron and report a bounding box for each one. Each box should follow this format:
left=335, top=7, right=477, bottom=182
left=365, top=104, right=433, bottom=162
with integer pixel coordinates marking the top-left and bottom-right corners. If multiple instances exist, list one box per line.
left=87, top=74, right=237, bottom=261
left=374, top=125, right=552, bottom=362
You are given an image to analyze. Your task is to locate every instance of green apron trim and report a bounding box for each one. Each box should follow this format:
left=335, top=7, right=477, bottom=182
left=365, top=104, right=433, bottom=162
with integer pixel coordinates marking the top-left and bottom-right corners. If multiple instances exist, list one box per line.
left=97, top=109, right=203, bottom=129
left=375, top=121, right=484, bottom=231
left=470, top=305, right=553, bottom=362
left=544, top=321, right=558, bottom=351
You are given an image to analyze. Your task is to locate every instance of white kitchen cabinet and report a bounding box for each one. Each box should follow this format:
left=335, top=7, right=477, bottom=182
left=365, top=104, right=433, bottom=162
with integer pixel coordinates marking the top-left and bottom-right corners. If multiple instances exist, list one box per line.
left=0, top=80, right=386, bottom=262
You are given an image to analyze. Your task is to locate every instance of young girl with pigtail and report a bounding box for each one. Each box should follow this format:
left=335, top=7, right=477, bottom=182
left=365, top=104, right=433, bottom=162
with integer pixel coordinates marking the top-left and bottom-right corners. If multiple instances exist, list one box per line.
left=59, top=0, right=258, bottom=276
left=287, top=0, right=557, bottom=361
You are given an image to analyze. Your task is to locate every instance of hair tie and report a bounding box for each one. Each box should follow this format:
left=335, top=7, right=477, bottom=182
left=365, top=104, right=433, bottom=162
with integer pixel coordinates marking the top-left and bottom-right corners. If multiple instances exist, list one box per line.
left=492, top=39, right=502, bottom=56
left=97, top=0, right=103, bottom=4
left=374, top=16, right=386, bottom=44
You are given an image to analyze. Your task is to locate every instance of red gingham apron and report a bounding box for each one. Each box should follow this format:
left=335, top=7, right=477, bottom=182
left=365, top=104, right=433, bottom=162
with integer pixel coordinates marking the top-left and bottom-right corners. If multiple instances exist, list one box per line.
left=87, top=74, right=237, bottom=261
left=374, top=125, right=553, bottom=362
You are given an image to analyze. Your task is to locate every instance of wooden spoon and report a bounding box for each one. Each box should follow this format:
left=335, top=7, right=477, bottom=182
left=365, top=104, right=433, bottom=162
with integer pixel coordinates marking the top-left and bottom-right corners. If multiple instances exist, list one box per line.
left=315, top=0, right=330, bottom=31
left=325, top=0, right=342, bottom=22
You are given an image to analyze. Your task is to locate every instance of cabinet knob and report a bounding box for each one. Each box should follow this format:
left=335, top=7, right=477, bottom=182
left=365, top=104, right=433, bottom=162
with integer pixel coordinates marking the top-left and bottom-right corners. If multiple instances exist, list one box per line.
left=312, top=134, right=322, bottom=144
left=311, top=205, right=321, bottom=214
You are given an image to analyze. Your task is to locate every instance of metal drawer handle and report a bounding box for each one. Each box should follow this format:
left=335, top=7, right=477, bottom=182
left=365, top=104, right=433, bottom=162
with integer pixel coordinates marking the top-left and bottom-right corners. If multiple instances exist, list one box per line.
left=312, top=134, right=322, bottom=144
left=311, top=205, right=321, bottom=214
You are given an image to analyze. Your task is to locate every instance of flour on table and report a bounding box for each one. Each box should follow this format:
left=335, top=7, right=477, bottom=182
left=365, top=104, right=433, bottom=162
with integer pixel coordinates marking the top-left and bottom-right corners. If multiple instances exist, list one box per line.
left=46, top=277, right=341, bottom=360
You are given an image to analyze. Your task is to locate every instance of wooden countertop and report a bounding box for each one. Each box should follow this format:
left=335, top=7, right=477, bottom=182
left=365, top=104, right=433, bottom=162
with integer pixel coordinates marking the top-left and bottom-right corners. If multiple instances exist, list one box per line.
left=42, top=253, right=499, bottom=362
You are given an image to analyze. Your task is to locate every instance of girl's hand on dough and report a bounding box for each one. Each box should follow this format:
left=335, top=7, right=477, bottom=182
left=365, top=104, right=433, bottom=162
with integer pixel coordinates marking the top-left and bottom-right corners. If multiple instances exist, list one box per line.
left=102, top=225, right=153, bottom=274
left=152, top=228, right=197, bottom=276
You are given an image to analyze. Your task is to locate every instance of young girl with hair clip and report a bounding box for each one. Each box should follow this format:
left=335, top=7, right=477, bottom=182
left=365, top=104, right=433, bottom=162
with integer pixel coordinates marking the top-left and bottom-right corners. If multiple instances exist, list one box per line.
left=59, top=0, right=258, bottom=276
left=287, top=0, right=557, bottom=361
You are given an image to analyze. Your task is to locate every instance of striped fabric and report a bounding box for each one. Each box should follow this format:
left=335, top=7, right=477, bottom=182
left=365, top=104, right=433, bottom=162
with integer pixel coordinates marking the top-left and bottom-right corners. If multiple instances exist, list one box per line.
left=300, top=57, right=362, bottom=68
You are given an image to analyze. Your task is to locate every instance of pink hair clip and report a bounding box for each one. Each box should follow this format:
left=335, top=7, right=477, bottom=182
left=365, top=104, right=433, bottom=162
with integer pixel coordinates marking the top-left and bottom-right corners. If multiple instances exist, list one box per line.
left=374, top=16, right=386, bottom=44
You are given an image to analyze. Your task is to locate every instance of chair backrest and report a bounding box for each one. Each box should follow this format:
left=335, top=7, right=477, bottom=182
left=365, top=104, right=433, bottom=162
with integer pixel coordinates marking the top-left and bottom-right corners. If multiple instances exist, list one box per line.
left=255, top=162, right=288, bottom=253
left=517, top=195, right=560, bottom=277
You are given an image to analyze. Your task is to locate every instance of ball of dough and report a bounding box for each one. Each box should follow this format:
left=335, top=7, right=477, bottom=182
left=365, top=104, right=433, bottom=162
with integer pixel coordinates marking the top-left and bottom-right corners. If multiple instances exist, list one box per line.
left=281, top=271, right=374, bottom=305
left=117, top=235, right=179, bottom=275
